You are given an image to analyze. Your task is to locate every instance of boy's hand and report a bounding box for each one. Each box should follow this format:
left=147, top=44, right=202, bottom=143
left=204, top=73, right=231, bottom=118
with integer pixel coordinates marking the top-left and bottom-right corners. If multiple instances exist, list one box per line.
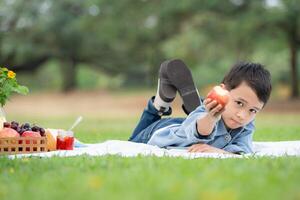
left=188, top=143, right=232, bottom=154
left=203, top=98, right=225, bottom=121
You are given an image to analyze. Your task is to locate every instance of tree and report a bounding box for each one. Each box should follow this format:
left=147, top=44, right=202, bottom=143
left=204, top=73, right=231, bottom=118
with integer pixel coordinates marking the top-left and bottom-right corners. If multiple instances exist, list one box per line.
left=0, top=0, right=298, bottom=97
left=267, top=0, right=300, bottom=98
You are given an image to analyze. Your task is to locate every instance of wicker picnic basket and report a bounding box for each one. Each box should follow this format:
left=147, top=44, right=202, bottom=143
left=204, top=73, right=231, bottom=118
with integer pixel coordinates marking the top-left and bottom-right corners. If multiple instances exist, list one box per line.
left=0, top=136, right=48, bottom=155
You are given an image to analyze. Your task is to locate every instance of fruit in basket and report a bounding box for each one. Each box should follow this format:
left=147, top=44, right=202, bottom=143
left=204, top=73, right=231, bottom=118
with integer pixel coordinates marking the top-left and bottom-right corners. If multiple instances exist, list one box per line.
left=2, top=121, right=49, bottom=148
left=45, top=129, right=57, bottom=151
left=21, top=131, right=41, bottom=137
left=0, top=128, right=20, bottom=138
left=21, top=131, right=41, bottom=144
left=3, top=122, right=11, bottom=128
left=1, top=121, right=49, bottom=154
left=3, top=121, right=46, bottom=136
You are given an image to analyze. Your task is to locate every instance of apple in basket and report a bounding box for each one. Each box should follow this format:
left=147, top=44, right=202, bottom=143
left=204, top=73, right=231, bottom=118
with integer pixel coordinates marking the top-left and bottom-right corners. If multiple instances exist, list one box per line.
left=0, top=128, right=19, bottom=138
left=21, top=131, right=41, bottom=144
left=0, top=128, right=19, bottom=144
left=206, top=85, right=230, bottom=107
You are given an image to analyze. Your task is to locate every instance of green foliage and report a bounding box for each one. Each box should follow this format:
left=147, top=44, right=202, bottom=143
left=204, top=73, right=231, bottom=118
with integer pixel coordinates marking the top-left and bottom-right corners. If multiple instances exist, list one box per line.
left=15, top=61, right=125, bottom=91
left=77, top=65, right=125, bottom=90
left=0, top=68, right=28, bottom=106
left=0, top=0, right=299, bottom=95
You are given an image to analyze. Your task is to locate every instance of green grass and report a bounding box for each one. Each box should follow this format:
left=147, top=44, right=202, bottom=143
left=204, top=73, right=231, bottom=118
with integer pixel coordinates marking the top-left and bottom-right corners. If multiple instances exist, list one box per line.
left=1, top=113, right=300, bottom=200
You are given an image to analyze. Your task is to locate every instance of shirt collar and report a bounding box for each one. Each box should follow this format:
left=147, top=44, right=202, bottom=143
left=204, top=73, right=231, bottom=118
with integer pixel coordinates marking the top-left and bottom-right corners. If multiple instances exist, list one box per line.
left=216, top=119, right=244, bottom=136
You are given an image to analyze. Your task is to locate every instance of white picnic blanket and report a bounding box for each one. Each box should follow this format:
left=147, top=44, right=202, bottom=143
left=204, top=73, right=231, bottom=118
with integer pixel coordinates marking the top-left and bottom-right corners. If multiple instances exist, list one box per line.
left=7, top=140, right=300, bottom=159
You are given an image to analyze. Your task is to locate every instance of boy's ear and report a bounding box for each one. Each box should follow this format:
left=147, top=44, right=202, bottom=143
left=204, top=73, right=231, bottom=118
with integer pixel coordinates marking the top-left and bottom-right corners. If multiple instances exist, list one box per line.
left=220, top=83, right=226, bottom=89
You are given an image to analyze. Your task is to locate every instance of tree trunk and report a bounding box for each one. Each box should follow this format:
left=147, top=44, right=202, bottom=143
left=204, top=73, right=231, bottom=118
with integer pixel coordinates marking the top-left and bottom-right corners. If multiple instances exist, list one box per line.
left=8, top=55, right=50, bottom=72
left=61, top=58, right=77, bottom=92
left=147, top=48, right=165, bottom=87
left=289, top=40, right=299, bottom=99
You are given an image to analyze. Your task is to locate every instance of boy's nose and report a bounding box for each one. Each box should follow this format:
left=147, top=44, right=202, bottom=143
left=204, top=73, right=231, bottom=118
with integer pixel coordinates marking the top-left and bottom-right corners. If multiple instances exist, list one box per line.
left=236, top=110, right=247, bottom=120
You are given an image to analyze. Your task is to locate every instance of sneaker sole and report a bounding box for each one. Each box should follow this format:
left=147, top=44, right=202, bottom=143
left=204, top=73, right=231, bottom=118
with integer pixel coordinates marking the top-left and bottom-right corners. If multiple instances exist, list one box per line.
left=158, top=61, right=177, bottom=102
left=164, top=59, right=200, bottom=113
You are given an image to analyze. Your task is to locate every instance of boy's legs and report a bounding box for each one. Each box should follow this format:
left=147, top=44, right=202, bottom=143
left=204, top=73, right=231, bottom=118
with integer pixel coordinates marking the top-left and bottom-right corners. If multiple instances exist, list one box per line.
left=128, top=96, right=172, bottom=141
left=129, top=61, right=178, bottom=142
left=129, top=59, right=201, bottom=142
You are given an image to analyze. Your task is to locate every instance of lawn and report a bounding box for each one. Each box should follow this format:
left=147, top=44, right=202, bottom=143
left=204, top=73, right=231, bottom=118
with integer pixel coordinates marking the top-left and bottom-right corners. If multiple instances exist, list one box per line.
left=1, top=112, right=300, bottom=200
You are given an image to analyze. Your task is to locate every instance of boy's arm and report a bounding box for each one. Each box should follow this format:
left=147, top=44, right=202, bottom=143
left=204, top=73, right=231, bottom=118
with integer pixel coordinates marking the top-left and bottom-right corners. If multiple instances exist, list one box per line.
left=196, top=98, right=225, bottom=136
left=188, top=143, right=234, bottom=154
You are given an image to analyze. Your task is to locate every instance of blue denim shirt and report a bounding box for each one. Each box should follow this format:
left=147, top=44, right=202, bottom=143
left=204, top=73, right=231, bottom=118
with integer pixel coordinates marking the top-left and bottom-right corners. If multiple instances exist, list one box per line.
left=147, top=105, right=254, bottom=154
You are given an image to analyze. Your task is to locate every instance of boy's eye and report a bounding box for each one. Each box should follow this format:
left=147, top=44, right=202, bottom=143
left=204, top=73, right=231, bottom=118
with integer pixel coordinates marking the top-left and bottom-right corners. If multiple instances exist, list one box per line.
left=235, top=101, right=243, bottom=107
left=249, top=109, right=257, bottom=114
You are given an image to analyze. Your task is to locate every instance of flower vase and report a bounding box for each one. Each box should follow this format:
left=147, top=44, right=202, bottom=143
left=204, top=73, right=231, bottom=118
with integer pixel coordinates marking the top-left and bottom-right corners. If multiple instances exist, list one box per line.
left=0, top=107, right=6, bottom=129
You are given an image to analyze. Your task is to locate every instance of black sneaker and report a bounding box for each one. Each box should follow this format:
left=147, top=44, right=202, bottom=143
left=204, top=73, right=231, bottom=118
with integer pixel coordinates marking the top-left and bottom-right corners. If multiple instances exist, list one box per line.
left=160, top=59, right=200, bottom=114
left=158, top=60, right=177, bottom=103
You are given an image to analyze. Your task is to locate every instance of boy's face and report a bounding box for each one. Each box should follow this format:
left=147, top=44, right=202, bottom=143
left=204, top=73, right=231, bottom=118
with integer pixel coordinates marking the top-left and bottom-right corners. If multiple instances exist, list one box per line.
left=222, top=81, right=264, bottom=129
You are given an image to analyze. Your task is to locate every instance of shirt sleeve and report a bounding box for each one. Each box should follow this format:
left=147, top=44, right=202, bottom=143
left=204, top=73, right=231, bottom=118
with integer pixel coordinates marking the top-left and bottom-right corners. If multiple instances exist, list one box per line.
left=176, top=105, right=218, bottom=144
left=223, top=130, right=254, bottom=154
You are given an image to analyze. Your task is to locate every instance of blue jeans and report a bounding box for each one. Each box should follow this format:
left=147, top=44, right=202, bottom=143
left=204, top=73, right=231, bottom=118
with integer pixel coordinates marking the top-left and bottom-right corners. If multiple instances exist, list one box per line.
left=128, top=97, right=185, bottom=144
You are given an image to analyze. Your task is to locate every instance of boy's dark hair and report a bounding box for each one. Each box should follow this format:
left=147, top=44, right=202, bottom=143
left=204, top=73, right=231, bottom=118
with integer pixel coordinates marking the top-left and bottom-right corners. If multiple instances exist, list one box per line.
left=222, top=62, right=272, bottom=105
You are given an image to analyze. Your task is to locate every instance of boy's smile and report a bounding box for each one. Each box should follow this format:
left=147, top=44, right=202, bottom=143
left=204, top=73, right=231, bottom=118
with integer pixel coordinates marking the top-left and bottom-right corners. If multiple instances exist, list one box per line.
left=222, top=81, right=264, bottom=129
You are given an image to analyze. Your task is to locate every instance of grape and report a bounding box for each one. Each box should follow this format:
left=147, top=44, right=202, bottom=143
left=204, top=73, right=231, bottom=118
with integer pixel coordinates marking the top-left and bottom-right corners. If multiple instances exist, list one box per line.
left=3, top=122, right=10, bottom=128
left=11, top=123, right=18, bottom=130
left=11, top=121, right=19, bottom=126
left=39, top=128, right=45, bottom=133
left=23, top=123, right=30, bottom=129
left=19, top=128, right=26, bottom=134
left=16, top=127, right=21, bottom=134
left=39, top=128, right=45, bottom=136
left=32, top=126, right=39, bottom=132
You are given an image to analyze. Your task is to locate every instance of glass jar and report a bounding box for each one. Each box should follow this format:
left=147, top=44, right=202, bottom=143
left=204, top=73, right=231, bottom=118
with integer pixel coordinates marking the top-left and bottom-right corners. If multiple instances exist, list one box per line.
left=56, top=130, right=74, bottom=150
left=0, top=107, right=6, bottom=129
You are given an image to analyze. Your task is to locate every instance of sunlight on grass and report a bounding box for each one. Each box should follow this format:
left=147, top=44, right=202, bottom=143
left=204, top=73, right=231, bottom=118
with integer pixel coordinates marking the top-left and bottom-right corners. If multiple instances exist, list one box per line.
left=1, top=112, right=300, bottom=200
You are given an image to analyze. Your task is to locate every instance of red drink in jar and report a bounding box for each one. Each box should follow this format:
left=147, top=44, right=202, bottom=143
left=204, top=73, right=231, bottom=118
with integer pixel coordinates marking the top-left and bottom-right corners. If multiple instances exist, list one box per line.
left=57, top=130, right=74, bottom=150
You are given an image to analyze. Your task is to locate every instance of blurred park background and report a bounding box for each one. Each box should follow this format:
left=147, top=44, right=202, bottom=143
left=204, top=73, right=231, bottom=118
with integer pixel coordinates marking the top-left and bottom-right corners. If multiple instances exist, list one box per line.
left=1, top=2, right=300, bottom=200
left=1, top=0, right=300, bottom=117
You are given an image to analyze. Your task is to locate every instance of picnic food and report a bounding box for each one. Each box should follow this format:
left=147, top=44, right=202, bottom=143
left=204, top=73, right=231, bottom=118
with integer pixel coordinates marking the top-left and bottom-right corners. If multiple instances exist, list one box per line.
left=0, top=121, right=75, bottom=153
left=0, top=126, right=47, bottom=154
left=206, top=85, right=230, bottom=107
left=57, top=130, right=74, bottom=150
left=3, top=121, right=46, bottom=136
left=0, top=127, right=19, bottom=138
left=0, top=121, right=50, bottom=153
left=21, top=131, right=41, bottom=137
left=45, top=129, right=57, bottom=151
left=21, top=131, right=41, bottom=144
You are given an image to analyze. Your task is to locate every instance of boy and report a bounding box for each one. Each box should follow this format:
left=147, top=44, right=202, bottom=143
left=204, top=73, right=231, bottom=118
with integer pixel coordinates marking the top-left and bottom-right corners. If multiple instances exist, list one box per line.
left=128, top=59, right=272, bottom=154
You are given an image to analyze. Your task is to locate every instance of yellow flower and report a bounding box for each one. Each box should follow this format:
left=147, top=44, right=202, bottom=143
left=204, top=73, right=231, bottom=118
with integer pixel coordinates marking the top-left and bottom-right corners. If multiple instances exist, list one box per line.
left=7, top=70, right=16, bottom=79
left=87, top=175, right=102, bottom=190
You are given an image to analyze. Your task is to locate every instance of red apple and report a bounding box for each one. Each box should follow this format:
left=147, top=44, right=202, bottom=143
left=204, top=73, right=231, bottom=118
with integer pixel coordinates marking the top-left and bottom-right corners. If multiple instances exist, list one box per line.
left=206, top=85, right=230, bottom=107
left=21, top=131, right=41, bottom=144
left=21, top=131, right=41, bottom=137
left=0, top=128, right=20, bottom=138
